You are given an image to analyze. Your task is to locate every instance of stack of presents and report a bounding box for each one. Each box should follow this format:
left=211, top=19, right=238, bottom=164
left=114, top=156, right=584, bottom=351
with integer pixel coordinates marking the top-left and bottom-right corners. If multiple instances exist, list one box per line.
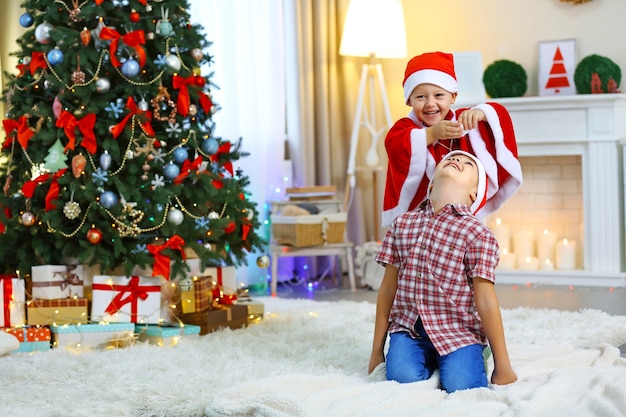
left=0, top=260, right=264, bottom=353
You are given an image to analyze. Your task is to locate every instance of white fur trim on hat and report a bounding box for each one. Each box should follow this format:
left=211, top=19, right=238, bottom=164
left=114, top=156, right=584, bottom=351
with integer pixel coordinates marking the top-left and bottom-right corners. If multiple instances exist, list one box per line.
left=403, top=69, right=458, bottom=104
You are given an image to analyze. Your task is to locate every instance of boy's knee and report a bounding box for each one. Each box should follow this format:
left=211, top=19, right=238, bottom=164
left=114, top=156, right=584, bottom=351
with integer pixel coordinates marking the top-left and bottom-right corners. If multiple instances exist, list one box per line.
left=386, top=365, right=431, bottom=383
left=440, top=373, right=487, bottom=393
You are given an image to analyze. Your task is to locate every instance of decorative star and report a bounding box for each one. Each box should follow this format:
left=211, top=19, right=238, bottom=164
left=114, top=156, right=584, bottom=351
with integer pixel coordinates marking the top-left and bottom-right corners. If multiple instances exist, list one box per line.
left=195, top=216, right=210, bottom=230
left=152, top=149, right=166, bottom=164
left=154, top=54, right=167, bottom=69
left=151, top=174, right=165, bottom=189
left=165, top=122, right=181, bottom=137
left=105, top=98, right=125, bottom=119
left=133, top=134, right=157, bottom=157
left=131, top=244, right=148, bottom=254
left=92, top=167, right=109, bottom=186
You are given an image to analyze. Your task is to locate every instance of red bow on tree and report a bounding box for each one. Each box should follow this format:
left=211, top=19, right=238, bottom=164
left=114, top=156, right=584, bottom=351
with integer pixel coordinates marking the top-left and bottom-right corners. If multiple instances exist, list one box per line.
left=2, top=116, right=34, bottom=149
left=210, top=142, right=234, bottom=177
left=172, top=75, right=213, bottom=117
left=30, top=52, right=47, bottom=75
left=110, top=96, right=155, bottom=139
left=56, top=111, right=97, bottom=154
left=173, top=155, right=204, bottom=185
left=21, top=169, right=68, bottom=211
left=99, top=27, right=147, bottom=68
left=147, top=234, right=186, bottom=281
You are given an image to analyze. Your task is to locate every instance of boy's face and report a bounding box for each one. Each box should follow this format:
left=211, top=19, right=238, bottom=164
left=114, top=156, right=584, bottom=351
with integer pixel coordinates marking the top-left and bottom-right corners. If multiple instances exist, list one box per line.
left=408, top=83, right=457, bottom=127
left=433, top=153, right=479, bottom=202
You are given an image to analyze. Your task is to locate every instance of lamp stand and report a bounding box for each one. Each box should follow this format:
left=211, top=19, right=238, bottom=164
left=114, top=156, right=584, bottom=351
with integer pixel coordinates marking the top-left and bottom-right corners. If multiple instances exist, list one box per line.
left=344, top=58, right=392, bottom=241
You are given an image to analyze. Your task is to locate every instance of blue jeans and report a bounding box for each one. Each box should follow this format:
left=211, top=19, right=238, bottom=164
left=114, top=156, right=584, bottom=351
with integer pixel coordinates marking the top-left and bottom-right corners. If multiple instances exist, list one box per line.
left=385, top=319, right=488, bottom=393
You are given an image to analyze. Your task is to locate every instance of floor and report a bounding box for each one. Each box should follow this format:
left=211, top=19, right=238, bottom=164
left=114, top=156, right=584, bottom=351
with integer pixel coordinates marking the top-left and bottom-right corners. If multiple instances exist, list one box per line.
left=270, top=275, right=626, bottom=355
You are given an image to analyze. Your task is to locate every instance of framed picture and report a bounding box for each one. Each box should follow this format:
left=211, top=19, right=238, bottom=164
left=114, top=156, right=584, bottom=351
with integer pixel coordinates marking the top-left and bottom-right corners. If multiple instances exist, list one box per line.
left=452, top=51, right=487, bottom=106
left=538, top=39, right=577, bottom=96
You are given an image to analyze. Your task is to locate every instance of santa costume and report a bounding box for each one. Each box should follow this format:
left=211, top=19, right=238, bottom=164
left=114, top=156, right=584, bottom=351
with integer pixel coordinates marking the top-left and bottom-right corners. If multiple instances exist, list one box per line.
left=382, top=52, right=523, bottom=226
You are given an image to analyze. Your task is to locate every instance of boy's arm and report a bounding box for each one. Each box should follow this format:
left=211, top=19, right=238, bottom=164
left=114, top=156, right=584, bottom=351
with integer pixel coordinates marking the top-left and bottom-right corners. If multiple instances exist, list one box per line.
left=368, top=264, right=399, bottom=374
left=472, top=277, right=517, bottom=385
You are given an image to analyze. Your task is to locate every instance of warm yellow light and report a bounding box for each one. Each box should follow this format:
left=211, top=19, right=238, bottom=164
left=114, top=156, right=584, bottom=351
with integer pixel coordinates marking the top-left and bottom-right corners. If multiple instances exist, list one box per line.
left=339, top=0, right=407, bottom=58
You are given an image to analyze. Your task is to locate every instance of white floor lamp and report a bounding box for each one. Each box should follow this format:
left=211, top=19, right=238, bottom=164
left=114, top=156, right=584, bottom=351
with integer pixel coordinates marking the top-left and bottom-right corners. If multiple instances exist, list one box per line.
left=340, top=0, right=407, bottom=240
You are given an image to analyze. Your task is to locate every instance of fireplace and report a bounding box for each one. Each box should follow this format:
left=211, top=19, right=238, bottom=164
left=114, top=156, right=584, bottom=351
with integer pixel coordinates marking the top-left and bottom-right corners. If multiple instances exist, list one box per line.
left=488, top=94, right=626, bottom=287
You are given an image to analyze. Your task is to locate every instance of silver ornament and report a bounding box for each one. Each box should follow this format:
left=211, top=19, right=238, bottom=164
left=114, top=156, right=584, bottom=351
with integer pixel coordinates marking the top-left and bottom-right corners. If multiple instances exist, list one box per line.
left=178, top=277, right=192, bottom=292
left=34, top=22, right=54, bottom=44
left=95, top=77, right=110, bottom=93
left=256, top=255, right=270, bottom=268
left=167, top=208, right=184, bottom=225
left=165, top=54, right=181, bottom=71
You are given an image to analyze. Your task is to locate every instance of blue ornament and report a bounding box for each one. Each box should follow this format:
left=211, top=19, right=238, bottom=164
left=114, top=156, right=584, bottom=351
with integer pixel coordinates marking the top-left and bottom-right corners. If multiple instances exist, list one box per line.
left=201, top=138, right=219, bottom=155
left=121, top=58, right=140, bottom=78
left=99, top=191, right=118, bottom=209
left=19, top=13, right=34, bottom=28
left=156, top=21, right=173, bottom=37
left=173, top=147, right=188, bottom=164
left=163, top=163, right=180, bottom=180
left=100, top=151, right=112, bottom=170
left=47, top=48, right=64, bottom=66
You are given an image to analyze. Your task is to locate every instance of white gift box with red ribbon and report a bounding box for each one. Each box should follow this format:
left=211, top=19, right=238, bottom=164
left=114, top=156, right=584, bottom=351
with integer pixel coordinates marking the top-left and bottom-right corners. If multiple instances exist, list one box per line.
left=31, top=265, right=85, bottom=300
left=0, top=275, right=26, bottom=327
left=185, top=261, right=237, bottom=293
left=91, top=275, right=163, bottom=324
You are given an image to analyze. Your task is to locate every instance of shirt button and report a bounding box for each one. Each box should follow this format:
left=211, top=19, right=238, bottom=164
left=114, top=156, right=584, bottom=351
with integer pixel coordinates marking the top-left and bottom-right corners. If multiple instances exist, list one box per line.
left=421, top=244, right=426, bottom=249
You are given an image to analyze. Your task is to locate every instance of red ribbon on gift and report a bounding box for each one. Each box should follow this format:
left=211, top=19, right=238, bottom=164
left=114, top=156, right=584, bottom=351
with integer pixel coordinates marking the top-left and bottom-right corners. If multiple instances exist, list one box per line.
left=22, top=169, right=68, bottom=211
left=99, top=27, right=146, bottom=68
left=173, top=155, right=204, bottom=185
left=92, top=276, right=160, bottom=323
left=147, top=235, right=186, bottom=281
left=172, top=75, right=213, bottom=117
left=110, top=96, right=155, bottom=139
left=1, top=275, right=17, bottom=327
left=212, top=268, right=237, bottom=305
left=56, top=111, right=97, bottom=154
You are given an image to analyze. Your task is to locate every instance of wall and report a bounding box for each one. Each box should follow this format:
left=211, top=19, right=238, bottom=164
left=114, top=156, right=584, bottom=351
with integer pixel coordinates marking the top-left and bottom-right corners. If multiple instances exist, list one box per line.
left=380, top=0, right=626, bottom=122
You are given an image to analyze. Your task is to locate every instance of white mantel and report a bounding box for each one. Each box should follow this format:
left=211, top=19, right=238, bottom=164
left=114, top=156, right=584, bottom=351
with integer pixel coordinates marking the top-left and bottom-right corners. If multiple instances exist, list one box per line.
left=491, top=94, right=626, bottom=287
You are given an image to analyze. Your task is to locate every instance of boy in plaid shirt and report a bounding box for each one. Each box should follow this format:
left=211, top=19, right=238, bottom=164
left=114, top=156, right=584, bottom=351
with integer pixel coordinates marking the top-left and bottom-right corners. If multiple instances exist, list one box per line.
left=368, top=150, right=517, bottom=393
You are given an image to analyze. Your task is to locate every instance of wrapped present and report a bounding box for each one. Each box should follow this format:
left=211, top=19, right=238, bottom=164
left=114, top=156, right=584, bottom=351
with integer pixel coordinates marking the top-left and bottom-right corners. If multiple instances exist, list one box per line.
left=27, top=298, right=88, bottom=325
left=1, top=275, right=26, bottom=327
left=50, top=322, right=136, bottom=350
left=3, top=326, right=51, bottom=353
left=91, top=275, right=163, bottom=324
left=180, top=304, right=248, bottom=335
left=135, top=323, right=201, bottom=347
left=176, top=275, right=213, bottom=315
left=30, top=265, right=85, bottom=300
left=240, top=301, right=265, bottom=323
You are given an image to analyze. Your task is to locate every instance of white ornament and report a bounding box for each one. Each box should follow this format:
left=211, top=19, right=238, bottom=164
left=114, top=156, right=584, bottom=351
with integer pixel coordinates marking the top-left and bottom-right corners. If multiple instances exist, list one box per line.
left=167, top=208, right=184, bottom=225
left=165, top=54, right=181, bottom=71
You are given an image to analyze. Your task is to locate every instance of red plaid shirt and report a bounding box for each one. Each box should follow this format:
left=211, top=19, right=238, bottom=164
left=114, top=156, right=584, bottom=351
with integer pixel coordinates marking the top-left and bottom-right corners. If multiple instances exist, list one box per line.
left=376, top=200, right=499, bottom=356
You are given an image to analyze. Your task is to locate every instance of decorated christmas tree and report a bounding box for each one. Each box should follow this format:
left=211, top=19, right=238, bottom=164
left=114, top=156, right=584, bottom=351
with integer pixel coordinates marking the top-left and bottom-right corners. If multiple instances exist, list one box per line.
left=0, top=0, right=266, bottom=282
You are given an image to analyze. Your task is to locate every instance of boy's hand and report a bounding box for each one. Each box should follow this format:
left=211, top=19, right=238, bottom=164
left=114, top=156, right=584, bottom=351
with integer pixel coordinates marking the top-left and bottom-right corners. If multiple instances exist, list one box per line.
left=368, top=351, right=385, bottom=374
left=457, top=109, right=486, bottom=130
left=427, top=120, right=464, bottom=144
left=491, top=366, right=518, bottom=386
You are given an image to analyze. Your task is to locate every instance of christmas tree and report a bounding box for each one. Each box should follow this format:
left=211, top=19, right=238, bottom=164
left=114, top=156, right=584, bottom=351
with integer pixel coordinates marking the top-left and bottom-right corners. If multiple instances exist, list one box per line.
left=0, top=0, right=266, bottom=282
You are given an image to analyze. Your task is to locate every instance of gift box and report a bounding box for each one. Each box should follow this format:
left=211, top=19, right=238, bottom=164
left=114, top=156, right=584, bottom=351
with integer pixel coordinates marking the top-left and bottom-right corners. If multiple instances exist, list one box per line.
left=135, top=323, right=201, bottom=347
left=3, top=326, right=51, bottom=353
left=27, top=298, right=88, bottom=325
left=1, top=275, right=26, bottom=327
left=186, top=262, right=237, bottom=292
left=50, top=322, right=136, bottom=350
left=91, top=275, right=163, bottom=324
left=176, top=275, right=213, bottom=315
left=180, top=304, right=248, bottom=335
left=240, top=301, right=265, bottom=323
left=30, top=265, right=85, bottom=300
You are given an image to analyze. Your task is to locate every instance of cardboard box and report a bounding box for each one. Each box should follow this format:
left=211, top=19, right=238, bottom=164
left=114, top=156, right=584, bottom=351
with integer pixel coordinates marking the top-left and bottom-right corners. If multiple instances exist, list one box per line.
left=180, top=305, right=248, bottom=335
left=30, top=265, right=85, bottom=300
left=135, top=323, right=201, bottom=347
left=0, top=275, right=25, bottom=327
left=91, top=275, right=163, bottom=324
left=50, top=322, right=136, bottom=350
left=3, top=326, right=51, bottom=353
left=27, top=298, right=88, bottom=325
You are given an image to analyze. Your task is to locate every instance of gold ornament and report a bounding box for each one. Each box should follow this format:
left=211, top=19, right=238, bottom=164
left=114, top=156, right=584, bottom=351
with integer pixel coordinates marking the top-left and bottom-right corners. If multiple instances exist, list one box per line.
left=21, top=211, right=36, bottom=227
left=256, top=255, right=270, bottom=268
left=150, top=84, right=177, bottom=123
left=63, top=201, right=81, bottom=219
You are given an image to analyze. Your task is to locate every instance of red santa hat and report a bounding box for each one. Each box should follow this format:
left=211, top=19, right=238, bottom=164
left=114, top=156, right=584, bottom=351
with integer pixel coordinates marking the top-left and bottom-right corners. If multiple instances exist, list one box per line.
left=403, top=52, right=458, bottom=105
left=429, top=150, right=488, bottom=215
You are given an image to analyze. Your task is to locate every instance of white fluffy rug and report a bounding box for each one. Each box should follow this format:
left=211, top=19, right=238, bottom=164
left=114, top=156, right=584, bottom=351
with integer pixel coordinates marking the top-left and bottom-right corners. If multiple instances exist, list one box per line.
left=1, top=297, right=626, bottom=417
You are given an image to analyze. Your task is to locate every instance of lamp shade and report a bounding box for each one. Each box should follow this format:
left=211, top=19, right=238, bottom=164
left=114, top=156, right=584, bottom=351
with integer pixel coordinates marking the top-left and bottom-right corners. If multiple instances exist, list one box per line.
left=339, top=0, right=407, bottom=59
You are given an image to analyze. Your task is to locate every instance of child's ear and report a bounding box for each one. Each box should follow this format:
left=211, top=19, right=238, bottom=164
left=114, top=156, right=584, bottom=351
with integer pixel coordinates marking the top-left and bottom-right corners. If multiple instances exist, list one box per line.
left=470, top=190, right=477, bottom=203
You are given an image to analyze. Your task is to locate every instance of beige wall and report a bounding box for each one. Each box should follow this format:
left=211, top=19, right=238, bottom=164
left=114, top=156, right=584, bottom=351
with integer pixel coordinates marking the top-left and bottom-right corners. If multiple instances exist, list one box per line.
left=0, top=1, right=26, bottom=116
left=381, top=0, right=626, bottom=121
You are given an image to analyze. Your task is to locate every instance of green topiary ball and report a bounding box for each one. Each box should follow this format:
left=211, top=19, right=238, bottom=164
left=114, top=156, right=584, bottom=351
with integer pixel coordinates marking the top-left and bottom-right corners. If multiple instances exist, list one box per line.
left=574, top=54, right=621, bottom=94
left=482, top=59, right=527, bottom=98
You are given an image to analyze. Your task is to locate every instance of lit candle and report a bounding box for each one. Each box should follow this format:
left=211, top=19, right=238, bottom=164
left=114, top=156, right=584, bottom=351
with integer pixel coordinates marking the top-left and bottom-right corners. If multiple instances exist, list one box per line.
left=491, top=218, right=511, bottom=250
left=498, top=248, right=516, bottom=270
left=517, top=256, right=539, bottom=271
left=513, top=230, right=534, bottom=259
left=540, top=258, right=554, bottom=271
left=536, top=229, right=557, bottom=262
left=556, top=238, right=576, bottom=270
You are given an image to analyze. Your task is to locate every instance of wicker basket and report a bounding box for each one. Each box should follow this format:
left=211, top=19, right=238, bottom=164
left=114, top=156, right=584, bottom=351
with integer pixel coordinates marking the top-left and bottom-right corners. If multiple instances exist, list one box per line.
left=271, top=213, right=347, bottom=247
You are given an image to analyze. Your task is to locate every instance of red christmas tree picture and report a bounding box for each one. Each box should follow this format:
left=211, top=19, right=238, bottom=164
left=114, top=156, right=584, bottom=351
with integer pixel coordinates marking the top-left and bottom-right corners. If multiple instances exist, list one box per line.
left=545, top=47, right=571, bottom=93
